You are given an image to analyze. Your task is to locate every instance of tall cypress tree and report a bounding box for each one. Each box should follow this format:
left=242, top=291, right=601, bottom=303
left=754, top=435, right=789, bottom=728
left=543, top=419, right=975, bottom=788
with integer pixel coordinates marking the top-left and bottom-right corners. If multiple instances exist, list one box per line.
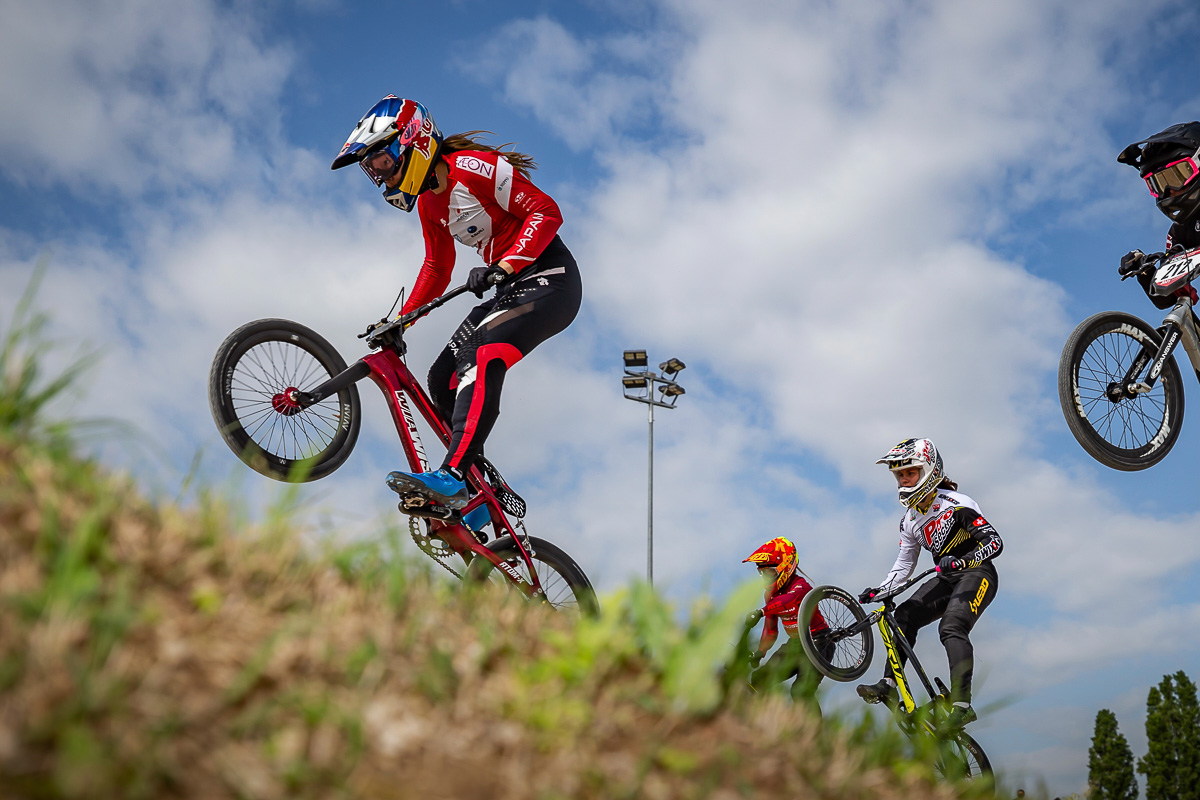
left=1173, top=671, right=1200, bottom=800
left=1088, top=708, right=1138, bottom=800
left=1138, top=671, right=1200, bottom=800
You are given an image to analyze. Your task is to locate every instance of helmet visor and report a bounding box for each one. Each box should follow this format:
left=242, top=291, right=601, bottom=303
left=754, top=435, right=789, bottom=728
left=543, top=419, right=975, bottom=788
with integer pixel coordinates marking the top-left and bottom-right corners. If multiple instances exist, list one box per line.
left=1145, top=151, right=1200, bottom=198
left=360, top=142, right=409, bottom=187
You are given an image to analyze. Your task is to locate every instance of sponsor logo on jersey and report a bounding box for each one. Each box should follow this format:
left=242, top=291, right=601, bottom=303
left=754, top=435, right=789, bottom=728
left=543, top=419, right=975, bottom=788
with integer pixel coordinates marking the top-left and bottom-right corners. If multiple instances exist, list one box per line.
left=973, top=516, right=987, bottom=526
left=922, top=508, right=954, bottom=548
left=457, top=155, right=495, bottom=178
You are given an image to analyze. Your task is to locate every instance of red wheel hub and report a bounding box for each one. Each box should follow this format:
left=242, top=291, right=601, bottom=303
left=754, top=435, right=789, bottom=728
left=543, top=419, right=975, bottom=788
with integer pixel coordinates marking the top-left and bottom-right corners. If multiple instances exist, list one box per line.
left=272, top=388, right=303, bottom=416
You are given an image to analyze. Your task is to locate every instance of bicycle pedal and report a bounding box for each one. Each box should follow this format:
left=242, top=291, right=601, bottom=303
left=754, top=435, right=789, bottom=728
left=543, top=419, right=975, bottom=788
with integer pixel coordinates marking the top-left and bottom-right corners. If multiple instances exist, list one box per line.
left=396, top=498, right=457, bottom=522
left=478, top=457, right=527, bottom=518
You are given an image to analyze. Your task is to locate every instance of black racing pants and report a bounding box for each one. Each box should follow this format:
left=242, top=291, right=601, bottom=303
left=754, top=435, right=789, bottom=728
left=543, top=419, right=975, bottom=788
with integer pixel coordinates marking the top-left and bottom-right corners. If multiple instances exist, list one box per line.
left=750, top=637, right=832, bottom=706
left=428, top=236, right=582, bottom=472
left=883, top=563, right=998, bottom=705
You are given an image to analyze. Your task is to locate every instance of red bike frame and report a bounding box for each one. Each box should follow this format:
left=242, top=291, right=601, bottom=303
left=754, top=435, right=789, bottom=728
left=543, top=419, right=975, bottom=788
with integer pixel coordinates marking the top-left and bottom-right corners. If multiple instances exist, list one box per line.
left=339, top=319, right=545, bottom=596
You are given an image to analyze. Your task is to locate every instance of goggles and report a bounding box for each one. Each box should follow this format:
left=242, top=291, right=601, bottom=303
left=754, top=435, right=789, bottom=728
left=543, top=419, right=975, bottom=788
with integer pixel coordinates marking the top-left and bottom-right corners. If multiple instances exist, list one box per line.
left=359, top=141, right=408, bottom=187
left=1144, top=146, right=1200, bottom=199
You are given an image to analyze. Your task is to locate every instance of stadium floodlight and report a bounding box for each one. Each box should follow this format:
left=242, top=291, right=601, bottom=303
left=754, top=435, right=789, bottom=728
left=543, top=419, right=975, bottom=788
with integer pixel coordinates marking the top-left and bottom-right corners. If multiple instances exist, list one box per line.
left=659, top=358, right=686, bottom=376
left=620, top=350, right=687, bottom=585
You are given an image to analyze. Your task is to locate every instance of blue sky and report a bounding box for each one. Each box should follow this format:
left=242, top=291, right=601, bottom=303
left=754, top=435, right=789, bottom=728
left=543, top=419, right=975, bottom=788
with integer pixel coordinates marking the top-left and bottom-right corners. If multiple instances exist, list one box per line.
left=2, top=0, right=1199, bottom=793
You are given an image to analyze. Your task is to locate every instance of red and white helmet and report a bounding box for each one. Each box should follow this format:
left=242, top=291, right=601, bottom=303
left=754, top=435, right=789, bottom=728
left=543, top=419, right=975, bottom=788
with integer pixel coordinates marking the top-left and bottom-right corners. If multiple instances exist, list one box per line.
left=330, top=96, right=444, bottom=212
left=876, top=437, right=944, bottom=510
left=743, top=537, right=798, bottom=593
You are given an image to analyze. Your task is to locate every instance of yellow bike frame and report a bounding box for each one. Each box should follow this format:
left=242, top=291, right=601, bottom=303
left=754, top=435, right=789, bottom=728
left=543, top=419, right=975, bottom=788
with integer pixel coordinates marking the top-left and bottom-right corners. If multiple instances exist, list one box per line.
left=876, top=613, right=919, bottom=713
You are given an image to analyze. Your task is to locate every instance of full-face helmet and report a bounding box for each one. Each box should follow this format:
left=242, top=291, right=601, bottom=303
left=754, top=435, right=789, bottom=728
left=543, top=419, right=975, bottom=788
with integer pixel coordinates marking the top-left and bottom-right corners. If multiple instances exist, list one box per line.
left=743, top=537, right=798, bottom=594
left=1118, top=122, right=1200, bottom=224
left=331, top=96, right=444, bottom=212
left=876, top=438, right=944, bottom=510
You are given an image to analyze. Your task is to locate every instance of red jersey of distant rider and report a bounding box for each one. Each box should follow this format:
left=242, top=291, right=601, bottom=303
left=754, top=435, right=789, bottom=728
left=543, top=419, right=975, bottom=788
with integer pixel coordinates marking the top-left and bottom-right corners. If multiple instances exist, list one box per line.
left=401, top=149, right=563, bottom=315
left=755, top=572, right=828, bottom=655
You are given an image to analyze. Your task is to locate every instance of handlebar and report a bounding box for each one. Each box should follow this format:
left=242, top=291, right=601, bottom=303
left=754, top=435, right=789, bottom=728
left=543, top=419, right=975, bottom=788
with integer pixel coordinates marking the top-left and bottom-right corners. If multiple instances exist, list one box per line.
left=867, top=567, right=938, bottom=604
left=1119, top=245, right=1186, bottom=281
left=359, top=271, right=509, bottom=347
left=358, top=283, right=474, bottom=347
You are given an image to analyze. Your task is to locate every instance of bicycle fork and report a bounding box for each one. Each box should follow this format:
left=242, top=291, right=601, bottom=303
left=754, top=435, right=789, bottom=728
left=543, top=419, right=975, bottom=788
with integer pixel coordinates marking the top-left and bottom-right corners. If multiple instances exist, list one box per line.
left=1121, top=296, right=1197, bottom=396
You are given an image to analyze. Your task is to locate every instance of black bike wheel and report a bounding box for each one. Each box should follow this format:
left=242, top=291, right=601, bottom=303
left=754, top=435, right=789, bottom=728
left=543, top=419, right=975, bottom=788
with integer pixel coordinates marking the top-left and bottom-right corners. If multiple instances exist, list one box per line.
left=208, top=319, right=361, bottom=482
left=1058, top=311, right=1185, bottom=470
left=466, top=535, right=599, bottom=617
left=934, top=731, right=992, bottom=781
left=798, top=585, right=873, bottom=682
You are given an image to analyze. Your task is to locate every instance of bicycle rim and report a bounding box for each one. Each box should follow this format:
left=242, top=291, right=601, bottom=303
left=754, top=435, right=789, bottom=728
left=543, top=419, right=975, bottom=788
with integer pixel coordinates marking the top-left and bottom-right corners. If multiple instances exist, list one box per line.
left=221, top=331, right=357, bottom=476
left=934, top=730, right=992, bottom=781
left=799, top=586, right=872, bottom=681
left=1059, top=312, right=1184, bottom=470
left=471, top=536, right=598, bottom=617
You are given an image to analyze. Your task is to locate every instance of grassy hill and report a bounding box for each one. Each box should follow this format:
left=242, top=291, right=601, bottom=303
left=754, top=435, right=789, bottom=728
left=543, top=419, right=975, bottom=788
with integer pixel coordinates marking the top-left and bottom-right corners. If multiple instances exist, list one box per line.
left=0, top=284, right=997, bottom=799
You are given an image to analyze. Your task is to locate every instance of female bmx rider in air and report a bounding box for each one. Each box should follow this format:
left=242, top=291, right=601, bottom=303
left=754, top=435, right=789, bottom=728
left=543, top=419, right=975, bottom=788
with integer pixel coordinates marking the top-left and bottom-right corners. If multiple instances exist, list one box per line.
left=331, top=96, right=582, bottom=514
left=856, top=438, right=1003, bottom=731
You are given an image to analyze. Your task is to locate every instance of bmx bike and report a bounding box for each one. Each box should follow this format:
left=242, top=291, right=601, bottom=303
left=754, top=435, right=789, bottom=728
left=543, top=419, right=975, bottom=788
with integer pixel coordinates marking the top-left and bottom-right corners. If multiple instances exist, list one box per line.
left=207, top=281, right=598, bottom=615
left=1058, top=245, right=1200, bottom=470
left=796, top=569, right=992, bottom=780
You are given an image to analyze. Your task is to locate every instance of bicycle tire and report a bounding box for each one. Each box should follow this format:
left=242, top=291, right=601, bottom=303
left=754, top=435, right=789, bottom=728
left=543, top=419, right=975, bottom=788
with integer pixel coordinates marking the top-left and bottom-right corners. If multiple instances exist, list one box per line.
left=209, top=318, right=361, bottom=482
left=466, top=535, right=599, bottom=617
left=1058, top=311, right=1185, bottom=470
left=798, top=585, right=873, bottom=682
left=933, top=730, right=992, bottom=781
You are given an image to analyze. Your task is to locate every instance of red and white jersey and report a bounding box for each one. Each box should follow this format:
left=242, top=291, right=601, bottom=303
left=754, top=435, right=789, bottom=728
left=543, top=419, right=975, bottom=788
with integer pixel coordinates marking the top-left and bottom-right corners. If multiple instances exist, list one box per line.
left=755, top=572, right=827, bottom=654
left=401, top=150, right=563, bottom=314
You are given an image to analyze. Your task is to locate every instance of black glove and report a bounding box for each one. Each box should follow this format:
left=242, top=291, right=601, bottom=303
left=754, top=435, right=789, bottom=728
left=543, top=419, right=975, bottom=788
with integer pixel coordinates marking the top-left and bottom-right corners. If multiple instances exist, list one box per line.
left=467, top=265, right=508, bottom=298
left=1118, top=249, right=1145, bottom=277
left=858, top=587, right=879, bottom=604
left=937, top=555, right=966, bottom=573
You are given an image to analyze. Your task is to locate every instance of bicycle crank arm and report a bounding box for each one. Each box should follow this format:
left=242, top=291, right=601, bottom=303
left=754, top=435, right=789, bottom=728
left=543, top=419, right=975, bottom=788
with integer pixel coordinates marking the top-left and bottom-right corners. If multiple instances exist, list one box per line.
left=294, top=360, right=371, bottom=406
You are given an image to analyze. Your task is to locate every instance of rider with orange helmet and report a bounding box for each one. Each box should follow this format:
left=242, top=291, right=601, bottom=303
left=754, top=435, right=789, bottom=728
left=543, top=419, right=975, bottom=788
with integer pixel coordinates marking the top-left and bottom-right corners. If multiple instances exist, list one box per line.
left=742, top=537, right=830, bottom=705
left=332, top=96, right=582, bottom=519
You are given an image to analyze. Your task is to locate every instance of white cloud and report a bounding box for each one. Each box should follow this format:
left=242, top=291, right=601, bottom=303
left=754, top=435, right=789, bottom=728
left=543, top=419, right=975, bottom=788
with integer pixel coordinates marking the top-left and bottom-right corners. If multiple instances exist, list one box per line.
left=0, top=0, right=292, bottom=195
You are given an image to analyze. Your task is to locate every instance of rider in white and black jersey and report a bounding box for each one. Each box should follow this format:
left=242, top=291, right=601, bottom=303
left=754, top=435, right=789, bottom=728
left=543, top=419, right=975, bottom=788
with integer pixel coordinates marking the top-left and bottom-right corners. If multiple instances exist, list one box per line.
left=856, top=438, right=1002, bottom=731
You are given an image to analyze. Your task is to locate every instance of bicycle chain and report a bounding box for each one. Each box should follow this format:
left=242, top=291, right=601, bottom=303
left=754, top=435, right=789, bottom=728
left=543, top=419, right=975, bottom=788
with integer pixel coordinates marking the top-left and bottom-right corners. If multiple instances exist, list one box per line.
left=406, top=515, right=536, bottom=580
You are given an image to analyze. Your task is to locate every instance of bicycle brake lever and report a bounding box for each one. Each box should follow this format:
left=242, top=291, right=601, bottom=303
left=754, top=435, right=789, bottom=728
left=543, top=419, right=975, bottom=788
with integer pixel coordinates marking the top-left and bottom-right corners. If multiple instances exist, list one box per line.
left=358, top=317, right=389, bottom=339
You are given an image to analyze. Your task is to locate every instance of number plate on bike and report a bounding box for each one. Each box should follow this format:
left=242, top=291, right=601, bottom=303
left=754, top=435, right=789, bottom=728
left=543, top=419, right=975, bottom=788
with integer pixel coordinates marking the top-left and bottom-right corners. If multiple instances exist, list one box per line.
left=1152, top=247, right=1200, bottom=296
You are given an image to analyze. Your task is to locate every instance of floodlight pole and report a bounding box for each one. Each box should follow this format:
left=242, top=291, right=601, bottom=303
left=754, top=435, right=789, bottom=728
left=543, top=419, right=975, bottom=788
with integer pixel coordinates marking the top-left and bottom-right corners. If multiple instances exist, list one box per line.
left=621, top=352, right=686, bottom=587
left=646, top=400, right=654, bottom=585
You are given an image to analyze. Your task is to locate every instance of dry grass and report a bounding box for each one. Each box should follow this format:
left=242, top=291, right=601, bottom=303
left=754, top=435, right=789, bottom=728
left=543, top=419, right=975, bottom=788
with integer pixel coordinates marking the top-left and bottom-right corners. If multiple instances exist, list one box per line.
left=0, top=434, right=996, bottom=800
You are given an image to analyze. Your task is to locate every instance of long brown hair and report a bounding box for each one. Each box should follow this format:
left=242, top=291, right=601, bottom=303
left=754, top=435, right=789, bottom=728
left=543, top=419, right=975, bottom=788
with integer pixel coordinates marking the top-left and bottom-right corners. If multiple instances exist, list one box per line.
left=442, top=131, right=537, bottom=177
left=937, top=476, right=959, bottom=492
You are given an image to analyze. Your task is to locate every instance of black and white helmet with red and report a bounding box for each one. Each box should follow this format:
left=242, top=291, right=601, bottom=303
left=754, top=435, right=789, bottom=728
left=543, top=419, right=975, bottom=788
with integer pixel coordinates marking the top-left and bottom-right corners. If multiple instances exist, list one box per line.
left=876, top=437, right=944, bottom=510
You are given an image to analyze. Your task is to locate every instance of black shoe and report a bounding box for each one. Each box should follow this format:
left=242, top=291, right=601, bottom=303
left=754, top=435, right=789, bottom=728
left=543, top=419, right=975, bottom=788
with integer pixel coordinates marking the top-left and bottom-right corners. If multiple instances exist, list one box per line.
left=856, top=679, right=897, bottom=706
left=941, top=703, right=977, bottom=732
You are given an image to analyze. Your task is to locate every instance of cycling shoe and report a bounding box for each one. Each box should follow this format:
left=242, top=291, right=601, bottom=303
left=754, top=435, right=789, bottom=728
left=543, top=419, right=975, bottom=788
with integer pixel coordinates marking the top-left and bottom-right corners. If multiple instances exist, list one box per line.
left=386, top=468, right=469, bottom=510
left=856, top=679, right=898, bottom=706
